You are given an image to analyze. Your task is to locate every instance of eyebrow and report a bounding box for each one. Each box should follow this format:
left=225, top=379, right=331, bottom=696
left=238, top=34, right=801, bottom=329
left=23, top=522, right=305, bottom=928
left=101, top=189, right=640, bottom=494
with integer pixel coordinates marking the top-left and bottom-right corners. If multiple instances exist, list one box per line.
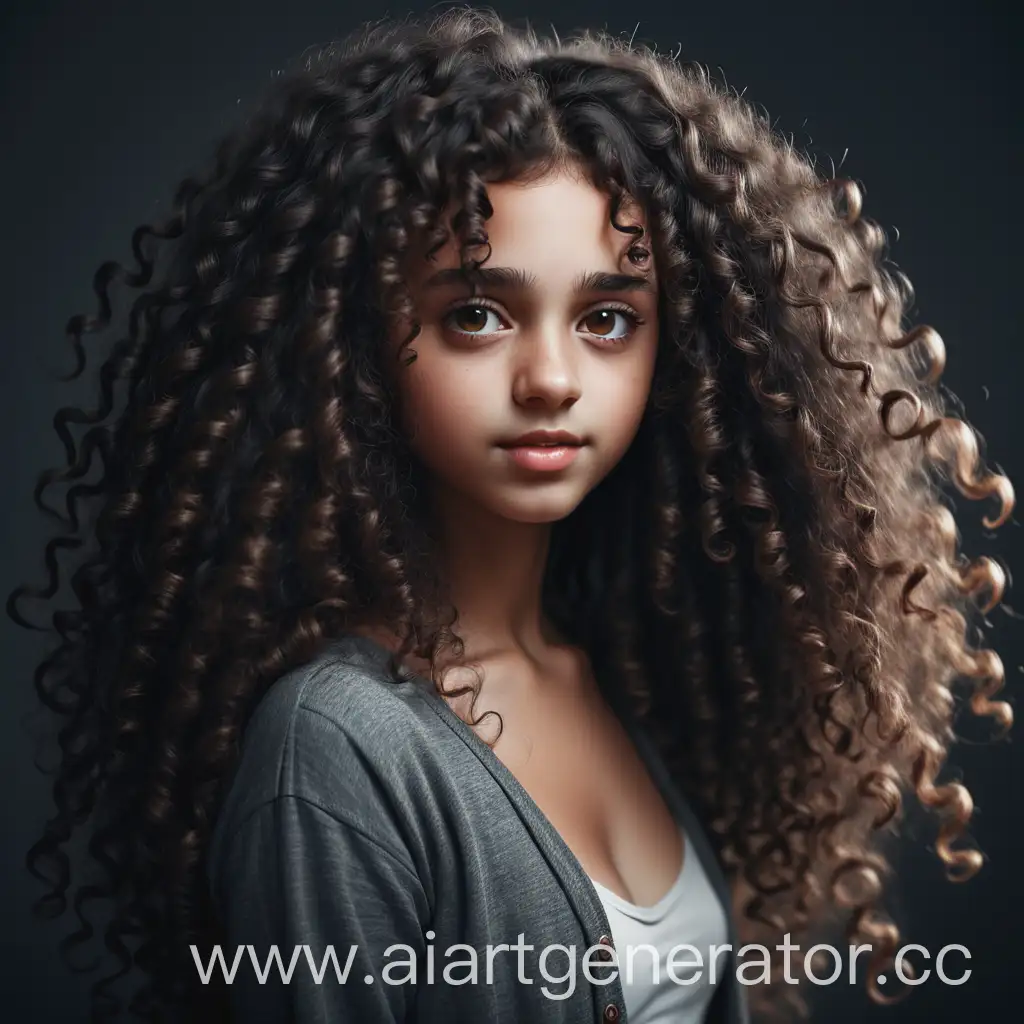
left=421, top=266, right=656, bottom=295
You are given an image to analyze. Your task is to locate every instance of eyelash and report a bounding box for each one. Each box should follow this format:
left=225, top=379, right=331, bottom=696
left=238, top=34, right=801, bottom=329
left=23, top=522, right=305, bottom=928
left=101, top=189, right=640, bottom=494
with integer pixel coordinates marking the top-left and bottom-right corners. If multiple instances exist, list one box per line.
left=442, top=298, right=646, bottom=345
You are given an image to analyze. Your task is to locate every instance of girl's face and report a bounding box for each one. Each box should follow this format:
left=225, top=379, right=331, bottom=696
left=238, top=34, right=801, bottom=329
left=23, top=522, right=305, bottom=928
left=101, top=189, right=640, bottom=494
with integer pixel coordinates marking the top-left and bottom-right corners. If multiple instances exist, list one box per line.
left=390, top=167, right=660, bottom=526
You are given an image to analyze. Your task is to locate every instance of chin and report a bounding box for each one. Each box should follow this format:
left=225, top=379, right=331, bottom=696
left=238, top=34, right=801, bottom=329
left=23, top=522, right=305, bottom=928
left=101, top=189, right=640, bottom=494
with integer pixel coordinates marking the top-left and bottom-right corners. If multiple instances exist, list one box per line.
left=491, top=492, right=586, bottom=525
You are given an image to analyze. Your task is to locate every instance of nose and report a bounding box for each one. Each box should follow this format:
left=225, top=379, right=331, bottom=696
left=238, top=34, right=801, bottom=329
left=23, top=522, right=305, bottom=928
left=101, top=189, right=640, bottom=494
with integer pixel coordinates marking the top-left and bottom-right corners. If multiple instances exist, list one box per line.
left=510, top=326, right=581, bottom=410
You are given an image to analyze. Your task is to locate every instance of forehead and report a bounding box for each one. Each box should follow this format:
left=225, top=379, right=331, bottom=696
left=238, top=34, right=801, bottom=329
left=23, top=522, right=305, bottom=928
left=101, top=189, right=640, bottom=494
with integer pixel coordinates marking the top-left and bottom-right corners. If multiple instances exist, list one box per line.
left=406, top=167, right=654, bottom=287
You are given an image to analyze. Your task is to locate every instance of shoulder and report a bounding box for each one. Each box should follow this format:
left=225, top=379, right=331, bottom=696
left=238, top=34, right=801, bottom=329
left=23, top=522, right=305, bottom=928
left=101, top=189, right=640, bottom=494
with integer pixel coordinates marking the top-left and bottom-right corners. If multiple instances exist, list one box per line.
left=208, top=636, right=446, bottom=860
left=246, top=634, right=436, bottom=762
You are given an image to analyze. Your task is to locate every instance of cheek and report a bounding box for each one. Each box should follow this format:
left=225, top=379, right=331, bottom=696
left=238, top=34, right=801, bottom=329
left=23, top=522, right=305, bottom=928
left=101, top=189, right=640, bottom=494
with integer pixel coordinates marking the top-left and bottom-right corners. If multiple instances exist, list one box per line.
left=399, top=361, right=490, bottom=454
left=595, top=355, right=656, bottom=437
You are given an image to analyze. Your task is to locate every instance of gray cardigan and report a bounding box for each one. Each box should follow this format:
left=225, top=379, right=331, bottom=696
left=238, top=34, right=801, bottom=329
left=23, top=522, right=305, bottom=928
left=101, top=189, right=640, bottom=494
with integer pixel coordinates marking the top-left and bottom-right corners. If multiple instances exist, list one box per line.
left=206, top=635, right=750, bottom=1024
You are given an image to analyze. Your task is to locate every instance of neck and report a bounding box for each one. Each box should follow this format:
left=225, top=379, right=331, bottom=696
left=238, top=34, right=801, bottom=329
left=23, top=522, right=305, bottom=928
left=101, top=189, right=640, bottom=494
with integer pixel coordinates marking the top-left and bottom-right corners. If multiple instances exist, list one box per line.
left=429, top=485, right=563, bottom=663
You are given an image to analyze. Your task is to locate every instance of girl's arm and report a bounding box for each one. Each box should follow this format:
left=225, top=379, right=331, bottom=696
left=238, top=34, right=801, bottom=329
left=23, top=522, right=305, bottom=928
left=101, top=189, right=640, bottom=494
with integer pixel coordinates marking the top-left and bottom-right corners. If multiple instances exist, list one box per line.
left=213, top=792, right=428, bottom=1022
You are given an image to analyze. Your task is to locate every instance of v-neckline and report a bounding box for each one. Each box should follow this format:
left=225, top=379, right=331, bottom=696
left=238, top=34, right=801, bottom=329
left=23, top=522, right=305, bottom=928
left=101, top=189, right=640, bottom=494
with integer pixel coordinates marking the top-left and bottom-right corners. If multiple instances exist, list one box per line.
left=330, top=633, right=749, bottom=1024
left=334, top=633, right=725, bottom=923
left=589, top=819, right=689, bottom=920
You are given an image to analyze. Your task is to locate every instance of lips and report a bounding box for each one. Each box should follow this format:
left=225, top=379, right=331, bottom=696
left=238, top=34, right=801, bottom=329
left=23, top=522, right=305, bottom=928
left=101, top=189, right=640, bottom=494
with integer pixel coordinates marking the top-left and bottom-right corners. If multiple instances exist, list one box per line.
left=497, top=430, right=584, bottom=448
left=500, top=443, right=583, bottom=471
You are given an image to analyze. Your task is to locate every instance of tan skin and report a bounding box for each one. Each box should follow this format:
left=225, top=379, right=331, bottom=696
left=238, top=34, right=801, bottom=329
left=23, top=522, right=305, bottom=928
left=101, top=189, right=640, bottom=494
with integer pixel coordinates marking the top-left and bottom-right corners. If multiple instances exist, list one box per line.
left=363, top=165, right=682, bottom=908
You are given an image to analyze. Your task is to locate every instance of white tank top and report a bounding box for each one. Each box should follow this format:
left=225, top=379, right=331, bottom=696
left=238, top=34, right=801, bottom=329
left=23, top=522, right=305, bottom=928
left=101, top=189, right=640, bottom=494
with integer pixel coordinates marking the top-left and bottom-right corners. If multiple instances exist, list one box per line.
left=588, top=825, right=728, bottom=1024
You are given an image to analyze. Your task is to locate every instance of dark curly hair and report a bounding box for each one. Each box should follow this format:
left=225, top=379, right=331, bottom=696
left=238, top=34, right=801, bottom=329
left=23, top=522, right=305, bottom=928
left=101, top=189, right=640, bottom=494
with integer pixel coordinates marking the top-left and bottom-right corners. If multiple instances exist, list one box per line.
left=10, top=7, right=1014, bottom=1022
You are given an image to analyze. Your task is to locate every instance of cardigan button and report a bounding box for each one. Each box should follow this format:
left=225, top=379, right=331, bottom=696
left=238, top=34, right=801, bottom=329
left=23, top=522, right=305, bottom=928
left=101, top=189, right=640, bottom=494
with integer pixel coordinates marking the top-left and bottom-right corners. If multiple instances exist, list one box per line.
left=597, top=934, right=614, bottom=962
left=602, top=1003, right=621, bottom=1022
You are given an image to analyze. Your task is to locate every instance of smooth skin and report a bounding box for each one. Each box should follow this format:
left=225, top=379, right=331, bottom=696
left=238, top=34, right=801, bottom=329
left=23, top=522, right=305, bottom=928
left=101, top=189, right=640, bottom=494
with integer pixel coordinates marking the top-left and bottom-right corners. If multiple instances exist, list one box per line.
left=369, top=165, right=684, bottom=907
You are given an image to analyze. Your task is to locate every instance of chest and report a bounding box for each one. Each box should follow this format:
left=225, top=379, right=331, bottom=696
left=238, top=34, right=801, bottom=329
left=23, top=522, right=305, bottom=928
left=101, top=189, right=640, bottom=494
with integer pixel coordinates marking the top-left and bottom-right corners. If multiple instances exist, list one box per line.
left=458, top=655, right=685, bottom=908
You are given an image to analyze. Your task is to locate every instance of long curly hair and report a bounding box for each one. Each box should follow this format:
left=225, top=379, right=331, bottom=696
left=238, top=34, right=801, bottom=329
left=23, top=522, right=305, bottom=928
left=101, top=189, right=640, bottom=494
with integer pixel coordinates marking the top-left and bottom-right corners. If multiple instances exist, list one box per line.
left=10, top=7, right=1014, bottom=1022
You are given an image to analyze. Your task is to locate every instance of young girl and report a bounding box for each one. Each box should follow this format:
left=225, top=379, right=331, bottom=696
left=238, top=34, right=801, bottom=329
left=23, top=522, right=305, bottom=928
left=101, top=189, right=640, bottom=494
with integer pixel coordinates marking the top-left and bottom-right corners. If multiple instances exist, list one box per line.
left=12, top=8, right=1013, bottom=1024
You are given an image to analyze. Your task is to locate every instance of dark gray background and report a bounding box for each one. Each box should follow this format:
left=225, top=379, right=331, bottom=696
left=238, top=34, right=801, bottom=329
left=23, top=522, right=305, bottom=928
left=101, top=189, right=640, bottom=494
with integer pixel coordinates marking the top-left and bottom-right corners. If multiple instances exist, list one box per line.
left=2, top=0, right=1020, bottom=1020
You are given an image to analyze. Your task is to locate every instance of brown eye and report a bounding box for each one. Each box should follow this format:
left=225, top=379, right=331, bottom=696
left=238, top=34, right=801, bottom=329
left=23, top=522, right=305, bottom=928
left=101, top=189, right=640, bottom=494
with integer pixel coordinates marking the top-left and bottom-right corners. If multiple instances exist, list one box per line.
left=582, top=310, right=618, bottom=336
left=580, top=308, right=638, bottom=342
left=454, top=306, right=488, bottom=331
left=445, top=304, right=504, bottom=336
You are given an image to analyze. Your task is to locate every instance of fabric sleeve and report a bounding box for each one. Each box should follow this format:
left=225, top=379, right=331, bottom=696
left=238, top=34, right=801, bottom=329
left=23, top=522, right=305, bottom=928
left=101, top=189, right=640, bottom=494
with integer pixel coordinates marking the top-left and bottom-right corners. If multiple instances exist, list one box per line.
left=211, top=794, right=430, bottom=1023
